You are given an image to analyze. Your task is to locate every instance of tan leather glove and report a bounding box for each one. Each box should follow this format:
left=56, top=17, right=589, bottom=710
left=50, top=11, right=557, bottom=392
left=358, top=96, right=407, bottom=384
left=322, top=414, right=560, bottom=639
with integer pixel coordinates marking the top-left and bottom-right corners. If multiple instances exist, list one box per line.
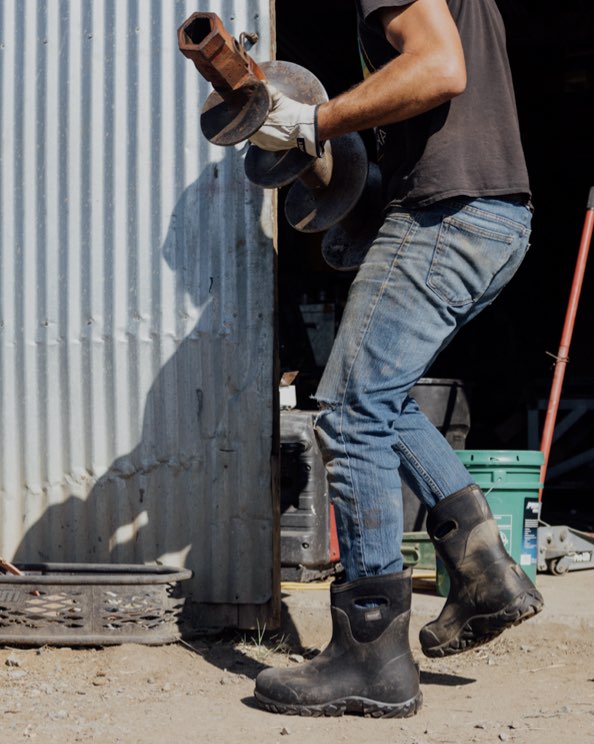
left=249, top=85, right=322, bottom=157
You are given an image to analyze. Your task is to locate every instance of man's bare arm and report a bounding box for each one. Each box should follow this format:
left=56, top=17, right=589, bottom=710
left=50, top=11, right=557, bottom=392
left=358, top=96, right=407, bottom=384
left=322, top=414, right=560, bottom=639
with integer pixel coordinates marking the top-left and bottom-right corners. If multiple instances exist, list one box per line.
left=317, top=0, right=466, bottom=141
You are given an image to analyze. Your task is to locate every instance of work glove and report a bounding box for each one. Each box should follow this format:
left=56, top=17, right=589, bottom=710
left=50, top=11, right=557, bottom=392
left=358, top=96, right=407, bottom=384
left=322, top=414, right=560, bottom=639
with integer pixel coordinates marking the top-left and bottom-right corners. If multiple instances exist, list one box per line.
left=249, top=85, right=323, bottom=158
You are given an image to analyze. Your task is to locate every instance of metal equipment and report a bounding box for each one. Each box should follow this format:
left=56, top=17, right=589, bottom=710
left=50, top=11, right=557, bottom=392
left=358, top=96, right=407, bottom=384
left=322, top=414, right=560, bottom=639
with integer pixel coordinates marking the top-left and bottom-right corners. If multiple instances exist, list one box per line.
left=178, top=12, right=381, bottom=262
left=243, top=61, right=369, bottom=234
left=321, top=161, right=384, bottom=271
left=538, top=523, right=594, bottom=575
left=177, top=12, right=270, bottom=145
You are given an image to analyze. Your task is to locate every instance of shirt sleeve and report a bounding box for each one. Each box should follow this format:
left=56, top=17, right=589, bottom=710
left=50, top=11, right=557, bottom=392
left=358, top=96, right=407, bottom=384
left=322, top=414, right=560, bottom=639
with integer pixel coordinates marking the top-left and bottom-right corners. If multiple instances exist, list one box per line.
left=359, top=0, right=417, bottom=22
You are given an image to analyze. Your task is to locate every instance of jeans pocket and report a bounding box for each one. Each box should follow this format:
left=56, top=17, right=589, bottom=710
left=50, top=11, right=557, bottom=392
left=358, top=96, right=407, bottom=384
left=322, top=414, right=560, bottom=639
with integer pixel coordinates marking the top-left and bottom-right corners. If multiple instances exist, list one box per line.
left=426, top=214, right=519, bottom=307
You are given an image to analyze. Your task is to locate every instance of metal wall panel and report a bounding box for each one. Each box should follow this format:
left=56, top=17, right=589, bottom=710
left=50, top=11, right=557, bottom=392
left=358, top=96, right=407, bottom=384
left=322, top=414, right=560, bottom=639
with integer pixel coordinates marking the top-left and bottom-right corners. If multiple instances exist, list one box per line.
left=0, top=0, right=276, bottom=612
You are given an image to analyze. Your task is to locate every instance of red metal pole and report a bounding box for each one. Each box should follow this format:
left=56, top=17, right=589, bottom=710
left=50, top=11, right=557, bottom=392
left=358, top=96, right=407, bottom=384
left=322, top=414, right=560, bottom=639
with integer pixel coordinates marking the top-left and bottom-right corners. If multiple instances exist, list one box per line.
left=540, top=187, right=594, bottom=496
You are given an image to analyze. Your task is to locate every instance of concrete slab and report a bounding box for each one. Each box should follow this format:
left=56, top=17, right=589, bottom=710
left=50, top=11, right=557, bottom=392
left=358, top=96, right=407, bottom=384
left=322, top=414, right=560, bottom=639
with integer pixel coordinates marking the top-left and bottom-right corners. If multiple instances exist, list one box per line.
left=281, top=567, right=594, bottom=650
left=411, top=569, right=594, bottom=628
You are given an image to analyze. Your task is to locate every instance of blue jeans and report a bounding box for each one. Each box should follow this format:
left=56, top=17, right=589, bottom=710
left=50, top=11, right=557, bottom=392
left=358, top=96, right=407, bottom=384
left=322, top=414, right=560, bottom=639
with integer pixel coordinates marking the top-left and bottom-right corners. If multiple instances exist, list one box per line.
left=314, top=197, right=532, bottom=581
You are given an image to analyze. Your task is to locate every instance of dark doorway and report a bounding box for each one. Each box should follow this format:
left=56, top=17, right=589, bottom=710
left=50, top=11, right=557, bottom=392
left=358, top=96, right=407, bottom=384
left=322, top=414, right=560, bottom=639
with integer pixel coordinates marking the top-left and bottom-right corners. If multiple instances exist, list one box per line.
left=274, top=0, right=594, bottom=531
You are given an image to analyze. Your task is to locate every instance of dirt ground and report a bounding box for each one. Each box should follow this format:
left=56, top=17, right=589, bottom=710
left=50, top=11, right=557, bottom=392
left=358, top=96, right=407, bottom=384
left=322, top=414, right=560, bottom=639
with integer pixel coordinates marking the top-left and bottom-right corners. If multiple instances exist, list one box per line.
left=1, top=571, right=593, bottom=744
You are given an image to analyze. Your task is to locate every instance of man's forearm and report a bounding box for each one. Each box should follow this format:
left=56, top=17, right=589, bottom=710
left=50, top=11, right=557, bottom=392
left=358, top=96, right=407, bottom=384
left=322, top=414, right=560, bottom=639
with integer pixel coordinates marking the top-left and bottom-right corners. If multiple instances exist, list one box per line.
left=318, top=0, right=466, bottom=141
left=317, top=49, right=465, bottom=141
left=246, top=0, right=466, bottom=157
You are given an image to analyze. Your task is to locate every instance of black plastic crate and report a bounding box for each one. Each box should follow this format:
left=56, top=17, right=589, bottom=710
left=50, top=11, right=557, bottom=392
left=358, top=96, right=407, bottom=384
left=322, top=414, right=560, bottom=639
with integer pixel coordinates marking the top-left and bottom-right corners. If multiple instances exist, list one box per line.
left=403, top=378, right=470, bottom=531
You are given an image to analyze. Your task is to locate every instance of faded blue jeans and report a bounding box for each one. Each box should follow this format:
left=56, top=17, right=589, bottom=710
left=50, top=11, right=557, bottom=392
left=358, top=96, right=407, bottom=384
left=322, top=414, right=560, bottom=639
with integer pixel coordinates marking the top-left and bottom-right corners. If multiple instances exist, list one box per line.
left=314, top=197, right=532, bottom=581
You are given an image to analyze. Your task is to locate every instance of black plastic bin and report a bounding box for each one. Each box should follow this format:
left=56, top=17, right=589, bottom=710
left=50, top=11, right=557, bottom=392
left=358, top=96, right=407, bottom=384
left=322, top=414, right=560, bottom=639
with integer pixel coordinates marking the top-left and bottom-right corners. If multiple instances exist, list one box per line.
left=280, top=410, right=338, bottom=580
left=279, top=380, right=470, bottom=573
left=403, top=378, right=470, bottom=531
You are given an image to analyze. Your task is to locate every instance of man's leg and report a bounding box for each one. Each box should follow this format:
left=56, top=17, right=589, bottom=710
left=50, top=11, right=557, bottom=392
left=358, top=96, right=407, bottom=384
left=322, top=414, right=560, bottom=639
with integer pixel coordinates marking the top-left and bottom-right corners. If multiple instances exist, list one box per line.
left=315, top=197, right=533, bottom=580
left=254, top=197, right=534, bottom=716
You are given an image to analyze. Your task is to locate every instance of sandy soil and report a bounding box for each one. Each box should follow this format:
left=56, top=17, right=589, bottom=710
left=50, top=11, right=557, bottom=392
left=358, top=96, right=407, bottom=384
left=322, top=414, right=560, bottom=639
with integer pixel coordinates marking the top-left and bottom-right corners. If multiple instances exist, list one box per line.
left=1, top=572, right=593, bottom=744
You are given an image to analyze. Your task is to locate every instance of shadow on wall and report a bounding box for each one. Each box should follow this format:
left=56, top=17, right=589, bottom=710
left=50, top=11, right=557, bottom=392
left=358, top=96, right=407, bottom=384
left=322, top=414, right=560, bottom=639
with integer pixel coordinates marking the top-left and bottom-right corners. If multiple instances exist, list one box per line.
left=13, top=146, right=271, bottom=608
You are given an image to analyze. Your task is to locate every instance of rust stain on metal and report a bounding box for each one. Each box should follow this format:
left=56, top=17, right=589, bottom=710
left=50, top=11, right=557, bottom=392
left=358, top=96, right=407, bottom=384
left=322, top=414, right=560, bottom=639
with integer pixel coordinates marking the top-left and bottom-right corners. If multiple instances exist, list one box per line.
left=177, top=12, right=265, bottom=93
left=177, top=11, right=271, bottom=145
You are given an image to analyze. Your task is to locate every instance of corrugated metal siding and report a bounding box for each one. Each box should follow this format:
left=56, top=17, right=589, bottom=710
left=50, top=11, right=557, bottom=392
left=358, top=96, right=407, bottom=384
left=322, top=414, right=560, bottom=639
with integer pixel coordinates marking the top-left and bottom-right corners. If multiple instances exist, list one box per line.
left=0, top=0, right=275, bottom=607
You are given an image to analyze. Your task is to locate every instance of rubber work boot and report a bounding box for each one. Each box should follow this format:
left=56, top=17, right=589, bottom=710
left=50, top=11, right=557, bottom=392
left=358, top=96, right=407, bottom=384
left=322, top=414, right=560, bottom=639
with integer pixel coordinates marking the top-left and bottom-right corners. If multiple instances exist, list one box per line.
left=254, top=569, right=422, bottom=717
left=420, top=484, right=544, bottom=658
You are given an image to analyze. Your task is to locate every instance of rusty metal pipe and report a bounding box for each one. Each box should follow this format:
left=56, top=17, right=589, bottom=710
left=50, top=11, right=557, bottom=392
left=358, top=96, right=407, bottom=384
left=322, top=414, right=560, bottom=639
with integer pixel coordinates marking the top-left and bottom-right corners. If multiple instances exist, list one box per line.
left=178, top=12, right=270, bottom=145
left=178, top=15, right=369, bottom=235
left=177, top=12, right=265, bottom=94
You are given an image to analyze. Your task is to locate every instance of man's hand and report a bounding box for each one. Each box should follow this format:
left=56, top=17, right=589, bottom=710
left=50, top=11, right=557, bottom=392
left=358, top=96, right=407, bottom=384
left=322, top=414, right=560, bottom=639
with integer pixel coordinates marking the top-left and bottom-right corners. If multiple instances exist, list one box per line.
left=249, top=86, right=322, bottom=157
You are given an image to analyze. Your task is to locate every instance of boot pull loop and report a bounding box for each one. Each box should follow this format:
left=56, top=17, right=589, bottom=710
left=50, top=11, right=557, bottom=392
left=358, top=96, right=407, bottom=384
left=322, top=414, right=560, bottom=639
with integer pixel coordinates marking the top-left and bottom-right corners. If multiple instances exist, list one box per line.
left=433, top=519, right=458, bottom=540
left=350, top=595, right=394, bottom=643
left=353, top=596, right=389, bottom=611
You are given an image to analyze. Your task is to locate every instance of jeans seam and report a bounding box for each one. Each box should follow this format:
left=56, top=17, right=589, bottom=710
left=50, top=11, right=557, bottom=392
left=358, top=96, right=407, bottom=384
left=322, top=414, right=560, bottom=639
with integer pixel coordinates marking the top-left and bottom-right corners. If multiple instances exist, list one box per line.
left=338, top=217, right=418, bottom=575
left=443, top=215, right=515, bottom=244
left=394, top=438, right=448, bottom=501
left=446, top=200, right=532, bottom=233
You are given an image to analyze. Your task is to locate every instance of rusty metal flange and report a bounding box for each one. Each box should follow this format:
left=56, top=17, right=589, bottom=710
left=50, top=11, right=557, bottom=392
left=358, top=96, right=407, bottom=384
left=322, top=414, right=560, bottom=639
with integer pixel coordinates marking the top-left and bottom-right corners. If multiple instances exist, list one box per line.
left=244, top=60, right=369, bottom=233
left=321, top=162, right=384, bottom=271
left=284, top=133, right=369, bottom=233
left=244, top=61, right=329, bottom=188
left=178, top=12, right=271, bottom=146
left=201, top=83, right=271, bottom=145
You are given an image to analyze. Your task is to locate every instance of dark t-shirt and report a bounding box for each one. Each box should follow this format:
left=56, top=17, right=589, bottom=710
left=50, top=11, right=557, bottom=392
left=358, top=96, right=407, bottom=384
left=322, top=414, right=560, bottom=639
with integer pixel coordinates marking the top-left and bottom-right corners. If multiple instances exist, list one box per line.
left=358, top=0, right=531, bottom=206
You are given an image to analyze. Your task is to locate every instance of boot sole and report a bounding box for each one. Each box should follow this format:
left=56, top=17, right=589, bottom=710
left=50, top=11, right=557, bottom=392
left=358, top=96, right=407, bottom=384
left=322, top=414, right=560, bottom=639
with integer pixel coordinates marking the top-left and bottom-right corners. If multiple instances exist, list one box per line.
left=253, top=690, right=423, bottom=718
left=422, top=589, right=544, bottom=658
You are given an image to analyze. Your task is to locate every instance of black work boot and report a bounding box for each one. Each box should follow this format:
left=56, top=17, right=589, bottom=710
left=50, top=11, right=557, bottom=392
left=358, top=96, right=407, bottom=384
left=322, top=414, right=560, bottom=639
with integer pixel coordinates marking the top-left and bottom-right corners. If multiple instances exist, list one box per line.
left=420, top=484, right=544, bottom=658
left=254, top=569, right=422, bottom=717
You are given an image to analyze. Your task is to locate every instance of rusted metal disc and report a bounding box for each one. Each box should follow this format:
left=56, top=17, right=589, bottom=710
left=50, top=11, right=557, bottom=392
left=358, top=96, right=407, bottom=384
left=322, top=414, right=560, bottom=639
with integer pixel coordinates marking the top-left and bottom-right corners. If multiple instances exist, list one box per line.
left=201, top=80, right=270, bottom=145
left=244, top=61, right=329, bottom=188
left=284, top=132, right=369, bottom=233
left=321, top=162, right=384, bottom=271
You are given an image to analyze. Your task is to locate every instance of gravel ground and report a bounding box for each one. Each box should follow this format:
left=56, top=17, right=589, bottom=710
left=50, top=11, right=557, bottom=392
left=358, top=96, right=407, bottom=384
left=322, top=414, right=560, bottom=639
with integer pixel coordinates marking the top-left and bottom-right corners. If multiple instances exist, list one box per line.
left=1, top=571, right=593, bottom=743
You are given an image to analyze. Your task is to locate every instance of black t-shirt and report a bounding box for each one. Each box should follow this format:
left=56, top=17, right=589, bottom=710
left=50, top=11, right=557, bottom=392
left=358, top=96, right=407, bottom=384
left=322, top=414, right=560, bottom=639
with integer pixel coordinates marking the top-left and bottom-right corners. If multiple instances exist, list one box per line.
left=358, top=0, right=531, bottom=206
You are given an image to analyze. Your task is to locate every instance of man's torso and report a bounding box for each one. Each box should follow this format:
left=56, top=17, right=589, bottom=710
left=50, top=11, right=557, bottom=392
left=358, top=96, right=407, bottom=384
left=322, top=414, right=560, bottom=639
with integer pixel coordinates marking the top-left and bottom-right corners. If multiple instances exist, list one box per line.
left=357, top=0, right=531, bottom=206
